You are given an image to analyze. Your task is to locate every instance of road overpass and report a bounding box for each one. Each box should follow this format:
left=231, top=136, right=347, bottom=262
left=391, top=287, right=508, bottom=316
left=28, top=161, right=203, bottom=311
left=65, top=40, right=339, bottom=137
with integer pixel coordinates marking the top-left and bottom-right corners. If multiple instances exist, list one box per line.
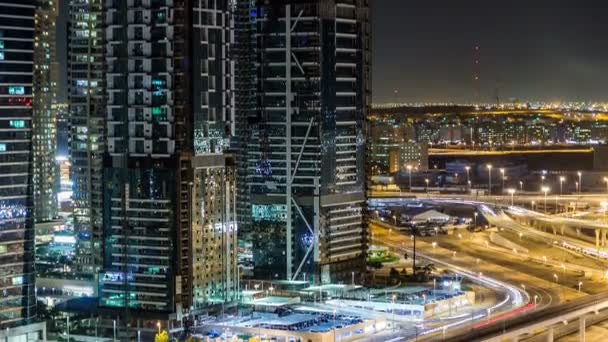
left=445, top=292, right=608, bottom=342
left=371, top=190, right=608, bottom=248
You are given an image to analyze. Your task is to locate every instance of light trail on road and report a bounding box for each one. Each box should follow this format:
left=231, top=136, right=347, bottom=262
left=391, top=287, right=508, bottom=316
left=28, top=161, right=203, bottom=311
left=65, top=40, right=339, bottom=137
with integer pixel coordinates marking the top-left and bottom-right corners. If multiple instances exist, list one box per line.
left=374, top=228, right=528, bottom=340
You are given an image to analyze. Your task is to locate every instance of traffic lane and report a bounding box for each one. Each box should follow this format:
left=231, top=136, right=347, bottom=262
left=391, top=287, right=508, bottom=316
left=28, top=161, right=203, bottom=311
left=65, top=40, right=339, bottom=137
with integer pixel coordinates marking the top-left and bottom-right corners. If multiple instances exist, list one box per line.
left=372, top=225, right=574, bottom=316
left=433, top=237, right=568, bottom=305
left=372, top=227, right=529, bottom=340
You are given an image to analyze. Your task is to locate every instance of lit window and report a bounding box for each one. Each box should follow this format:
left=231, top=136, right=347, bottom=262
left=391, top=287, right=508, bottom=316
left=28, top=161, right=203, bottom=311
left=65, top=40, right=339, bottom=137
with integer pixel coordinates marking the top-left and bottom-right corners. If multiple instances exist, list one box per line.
left=152, top=107, right=165, bottom=116
left=0, top=144, right=6, bottom=152
left=8, top=86, right=24, bottom=95
left=10, top=120, right=25, bottom=129
left=12, top=276, right=23, bottom=285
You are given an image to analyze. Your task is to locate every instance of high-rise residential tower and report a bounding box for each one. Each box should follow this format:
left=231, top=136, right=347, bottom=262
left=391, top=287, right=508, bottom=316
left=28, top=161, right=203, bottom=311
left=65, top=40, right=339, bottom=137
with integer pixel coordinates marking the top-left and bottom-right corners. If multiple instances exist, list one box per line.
left=100, top=0, right=238, bottom=325
left=68, top=0, right=105, bottom=276
left=32, top=0, right=59, bottom=222
left=248, top=0, right=371, bottom=283
left=0, top=0, right=41, bottom=336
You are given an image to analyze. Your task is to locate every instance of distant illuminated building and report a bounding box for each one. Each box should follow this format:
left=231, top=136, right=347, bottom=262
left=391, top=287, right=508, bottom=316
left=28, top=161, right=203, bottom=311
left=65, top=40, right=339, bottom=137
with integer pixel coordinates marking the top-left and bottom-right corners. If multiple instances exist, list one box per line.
left=370, top=120, right=426, bottom=175
left=54, top=102, right=69, bottom=156
left=33, top=0, right=59, bottom=222
left=68, top=0, right=105, bottom=276
left=402, top=143, right=428, bottom=171
left=57, top=157, right=72, bottom=208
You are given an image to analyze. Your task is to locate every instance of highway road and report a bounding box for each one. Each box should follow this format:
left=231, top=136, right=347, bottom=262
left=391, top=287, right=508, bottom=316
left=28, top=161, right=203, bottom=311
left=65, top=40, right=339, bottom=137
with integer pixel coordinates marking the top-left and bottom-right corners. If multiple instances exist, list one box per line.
left=367, top=195, right=608, bottom=340
left=370, top=223, right=573, bottom=341
left=370, top=190, right=608, bottom=208
left=371, top=195, right=608, bottom=265
left=443, top=292, right=608, bottom=342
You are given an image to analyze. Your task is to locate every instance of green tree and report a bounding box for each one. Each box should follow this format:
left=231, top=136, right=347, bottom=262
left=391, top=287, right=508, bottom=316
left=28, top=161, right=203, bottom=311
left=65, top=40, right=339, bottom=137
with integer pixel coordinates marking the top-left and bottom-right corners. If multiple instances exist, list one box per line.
left=155, top=330, right=169, bottom=342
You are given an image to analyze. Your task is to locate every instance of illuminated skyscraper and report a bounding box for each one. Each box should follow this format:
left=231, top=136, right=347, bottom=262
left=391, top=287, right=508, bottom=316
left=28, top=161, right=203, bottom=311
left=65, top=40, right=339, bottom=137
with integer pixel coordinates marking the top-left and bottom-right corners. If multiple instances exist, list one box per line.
left=68, top=0, right=105, bottom=275
left=100, top=0, right=238, bottom=328
left=32, top=0, right=59, bottom=222
left=247, top=0, right=371, bottom=283
left=0, top=0, right=45, bottom=338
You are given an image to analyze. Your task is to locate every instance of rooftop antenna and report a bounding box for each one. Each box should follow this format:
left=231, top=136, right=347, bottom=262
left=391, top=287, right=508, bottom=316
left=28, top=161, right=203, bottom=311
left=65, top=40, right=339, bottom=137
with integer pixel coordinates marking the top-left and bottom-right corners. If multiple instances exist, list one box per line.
left=473, top=44, right=481, bottom=103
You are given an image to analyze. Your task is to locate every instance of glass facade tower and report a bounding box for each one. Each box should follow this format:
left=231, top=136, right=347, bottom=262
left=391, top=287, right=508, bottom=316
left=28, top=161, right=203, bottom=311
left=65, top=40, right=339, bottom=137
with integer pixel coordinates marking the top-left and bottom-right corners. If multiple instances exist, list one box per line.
left=248, top=0, right=371, bottom=283
left=100, top=0, right=238, bottom=322
left=0, top=0, right=37, bottom=329
left=68, top=0, right=105, bottom=276
left=32, top=0, right=59, bottom=222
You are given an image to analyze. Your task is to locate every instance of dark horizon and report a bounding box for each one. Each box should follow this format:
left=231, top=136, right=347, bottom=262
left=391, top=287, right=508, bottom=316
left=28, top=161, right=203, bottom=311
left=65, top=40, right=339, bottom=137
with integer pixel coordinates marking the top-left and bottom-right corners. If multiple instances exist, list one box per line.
left=372, top=0, right=608, bottom=104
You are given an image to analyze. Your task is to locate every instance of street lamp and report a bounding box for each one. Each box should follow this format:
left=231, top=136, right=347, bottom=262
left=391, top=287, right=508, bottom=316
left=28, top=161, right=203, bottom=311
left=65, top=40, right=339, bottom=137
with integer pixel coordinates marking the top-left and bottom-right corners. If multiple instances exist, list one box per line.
left=578, top=281, right=583, bottom=292
left=540, top=175, right=545, bottom=189
left=407, top=165, right=413, bottom=190
left=531, top=200, right=535, bottom=210
left=157, top=321, right=161, bottom=335
left=500, top=168, right=505, bottom=192
left=542, top=186, right=550, bottom=214
left=465, top=166, right=471, bottom=188
left=425, top=178, right=430, bottom=196
left=559, top=176, right=565, bottom=195
left=519, top=180, right=523, bottom=192
left=474, top=212, right=478, bottom=229
left=507, top=188, right=515, bottom=206
left=578, top=171, right=582, bottom=194
left=486, top=164, right=493, bottom=195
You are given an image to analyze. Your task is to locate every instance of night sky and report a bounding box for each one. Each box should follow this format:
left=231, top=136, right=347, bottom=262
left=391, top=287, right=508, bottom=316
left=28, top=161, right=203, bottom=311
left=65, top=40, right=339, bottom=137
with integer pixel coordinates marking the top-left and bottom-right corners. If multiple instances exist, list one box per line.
left=372, top=0, right=608, bottom=104
left=55, top=1, right=608, bottom=104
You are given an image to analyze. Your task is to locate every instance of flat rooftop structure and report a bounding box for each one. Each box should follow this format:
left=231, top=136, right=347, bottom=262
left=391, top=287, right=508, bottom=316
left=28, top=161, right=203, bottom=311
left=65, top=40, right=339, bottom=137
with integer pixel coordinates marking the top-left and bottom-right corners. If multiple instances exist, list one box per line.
left=302, top=284, right=364, bottom=293
left=250, top=296, right=300, bottom=307
left=199, top=310, right=386, bottom=342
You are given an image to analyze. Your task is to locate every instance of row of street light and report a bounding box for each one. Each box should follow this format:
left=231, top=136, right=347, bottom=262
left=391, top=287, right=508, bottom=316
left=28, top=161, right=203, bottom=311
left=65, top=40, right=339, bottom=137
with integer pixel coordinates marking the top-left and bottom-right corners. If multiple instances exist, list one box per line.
left=409, top=163, right=589, bottom=198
